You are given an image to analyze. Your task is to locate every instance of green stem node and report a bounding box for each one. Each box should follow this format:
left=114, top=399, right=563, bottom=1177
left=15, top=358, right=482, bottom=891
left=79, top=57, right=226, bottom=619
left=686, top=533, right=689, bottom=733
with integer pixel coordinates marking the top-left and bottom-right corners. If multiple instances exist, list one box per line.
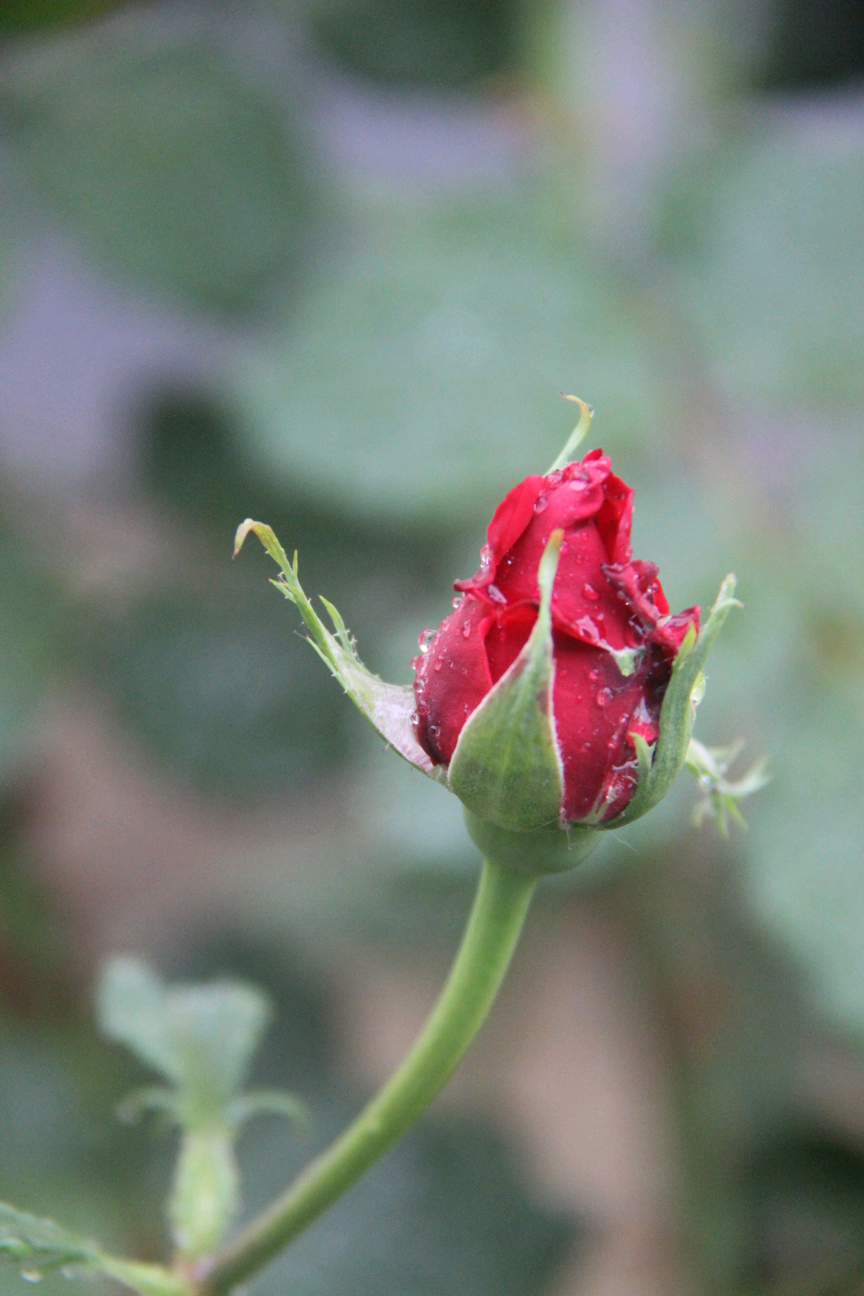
left=193, top=859, right=537, bottom=1296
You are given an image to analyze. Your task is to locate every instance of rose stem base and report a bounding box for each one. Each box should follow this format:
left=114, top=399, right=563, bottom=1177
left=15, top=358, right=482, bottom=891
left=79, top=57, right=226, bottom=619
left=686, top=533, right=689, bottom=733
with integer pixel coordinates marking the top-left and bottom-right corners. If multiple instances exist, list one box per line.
left=192, top=858, right=538, bottom=1296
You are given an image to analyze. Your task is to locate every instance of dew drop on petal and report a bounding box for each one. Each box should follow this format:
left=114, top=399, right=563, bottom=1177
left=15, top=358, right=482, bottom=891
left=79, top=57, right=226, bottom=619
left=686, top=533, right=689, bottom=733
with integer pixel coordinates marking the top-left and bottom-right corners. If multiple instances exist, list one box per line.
left=534, top=495, right=548, bottom=513
left=428, top=723, right=440, bottom=738
left=588, top=668, right=599, bottom=682
left=462, top=620, right=472, bottom=639
left=488, top=584, right=506, bottom=604
left=582, top=583, right=600, bottom=601
left=452, top=597, right=461, bottom=608
left=433, top=658, right=443, bottom=672
left=418, top=629, right=435, bottom=652
left=596, top=688, right=613, bottom=708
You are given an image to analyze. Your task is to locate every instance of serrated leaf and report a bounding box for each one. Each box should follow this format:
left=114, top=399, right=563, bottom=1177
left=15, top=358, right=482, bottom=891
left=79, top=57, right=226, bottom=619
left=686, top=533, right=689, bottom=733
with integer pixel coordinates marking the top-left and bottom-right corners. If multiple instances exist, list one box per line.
left=0, top=1202, right=99, bottom=1274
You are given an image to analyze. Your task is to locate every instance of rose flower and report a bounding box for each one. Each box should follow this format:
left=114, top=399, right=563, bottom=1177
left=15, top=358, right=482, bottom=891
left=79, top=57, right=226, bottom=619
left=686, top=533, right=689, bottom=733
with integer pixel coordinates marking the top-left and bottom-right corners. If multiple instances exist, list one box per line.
left=412, top=449, right=699, bottom=825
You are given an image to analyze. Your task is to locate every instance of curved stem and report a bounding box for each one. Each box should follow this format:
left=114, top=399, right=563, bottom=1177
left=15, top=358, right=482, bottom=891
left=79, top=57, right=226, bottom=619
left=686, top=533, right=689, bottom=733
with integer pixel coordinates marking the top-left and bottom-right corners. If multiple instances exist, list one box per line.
left=194, top=859, right=537, bottom=1296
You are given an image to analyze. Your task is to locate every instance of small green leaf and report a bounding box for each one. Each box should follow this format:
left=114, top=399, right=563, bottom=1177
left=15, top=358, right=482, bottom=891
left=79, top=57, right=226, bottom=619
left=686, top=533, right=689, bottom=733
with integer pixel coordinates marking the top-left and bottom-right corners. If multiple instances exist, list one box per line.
left=97, top=957, right=273, bottom=1118
left=448, top=533, right=565, bottom=832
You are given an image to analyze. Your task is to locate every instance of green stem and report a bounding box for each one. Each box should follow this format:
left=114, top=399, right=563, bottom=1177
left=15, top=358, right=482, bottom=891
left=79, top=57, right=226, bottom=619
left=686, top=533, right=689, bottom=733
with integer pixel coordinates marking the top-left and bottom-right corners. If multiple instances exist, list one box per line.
left=193, top=858, right=537, bottom=1296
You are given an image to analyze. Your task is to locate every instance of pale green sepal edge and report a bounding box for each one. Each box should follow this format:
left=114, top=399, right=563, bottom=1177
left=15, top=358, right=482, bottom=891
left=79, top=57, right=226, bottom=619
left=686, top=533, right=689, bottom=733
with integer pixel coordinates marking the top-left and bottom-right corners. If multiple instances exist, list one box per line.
left=447, top=531, right=565, bottom=831
left=463, top=810, right=599, bottom=876
left=608, top=574, right=741, bottom=830
left=0, top=1201, right=191, bottom=1296
left=234, top=520, right=438, bottom=778
left=546, top=396, right=594, bottom=474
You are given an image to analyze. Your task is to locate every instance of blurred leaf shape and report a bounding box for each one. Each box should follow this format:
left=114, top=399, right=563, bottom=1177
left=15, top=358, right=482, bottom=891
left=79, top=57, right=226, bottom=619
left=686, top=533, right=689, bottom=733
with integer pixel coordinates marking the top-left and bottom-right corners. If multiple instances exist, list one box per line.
left=0, top=0, right=124, bottom=35
left=79, top=586, right=348, bottom=796
left=0, top=535, right=60, bottom=778
left=309, top=0, right=517, bottom=87
left=98, top=958, right=305, bottom=1259
left=231, top=193, right=661, bottom=525
left=659, top=115, right=864, bottom=407
left=1, top=36, right=312, bottom=312
left=98, top=957, right=275, bottom=1118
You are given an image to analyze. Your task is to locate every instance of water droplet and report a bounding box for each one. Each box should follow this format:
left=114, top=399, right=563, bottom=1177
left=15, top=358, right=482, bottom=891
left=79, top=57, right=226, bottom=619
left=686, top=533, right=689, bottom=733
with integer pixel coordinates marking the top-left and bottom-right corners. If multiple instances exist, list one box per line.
left=582, top=583, right=600, bottom=601
left=488, top=584, right=506, bottom=604
left=433, top=658, right=443, bottom=672
left=462, top=620, right=472, bottom=639
left=534, top=495, right=548, bottom=513
left=582, top=741, right=593, bottom=752
left=452, top=597, right=461, bottom=608
left=21, top=1273, right=43, bottom=1284
left=596, top=688, right=613, bottom=708
left=480, top=544, right=492, bottom=569
left=428, top=723, right=440, bottom=738
left=588, top=668, right=599, bottom=682
left=418, top=628, right=435, bottom=652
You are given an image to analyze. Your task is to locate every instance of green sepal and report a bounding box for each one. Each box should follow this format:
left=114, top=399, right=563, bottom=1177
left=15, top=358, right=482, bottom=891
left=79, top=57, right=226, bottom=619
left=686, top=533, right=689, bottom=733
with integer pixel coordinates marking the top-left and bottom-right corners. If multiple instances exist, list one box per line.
left=609, top=574, right=741, bottom=829
left=463, top=810, right=599, bottom=875
left=448, top=532, right=565, bottom=832
left=234, top=520, right=437, bottom=776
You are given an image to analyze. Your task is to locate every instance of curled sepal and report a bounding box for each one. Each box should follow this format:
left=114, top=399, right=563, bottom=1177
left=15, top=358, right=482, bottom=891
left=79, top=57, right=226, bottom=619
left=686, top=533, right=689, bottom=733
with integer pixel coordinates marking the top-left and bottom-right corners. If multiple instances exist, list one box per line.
left=546, top=395, right=594, bottom=474
left=448, top=532, right=565, bottom=832
left=686, top=737, right=770, bottom=836
left=234, top=520, right=436, bottom=776
left=610, top=574, right=742, bottom=829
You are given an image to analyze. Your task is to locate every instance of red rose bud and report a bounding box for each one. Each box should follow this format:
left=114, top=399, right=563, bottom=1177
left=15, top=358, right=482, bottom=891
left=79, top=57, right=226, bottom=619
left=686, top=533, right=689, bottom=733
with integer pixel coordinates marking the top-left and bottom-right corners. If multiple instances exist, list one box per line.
left=413, top=449, right=700, bottom=828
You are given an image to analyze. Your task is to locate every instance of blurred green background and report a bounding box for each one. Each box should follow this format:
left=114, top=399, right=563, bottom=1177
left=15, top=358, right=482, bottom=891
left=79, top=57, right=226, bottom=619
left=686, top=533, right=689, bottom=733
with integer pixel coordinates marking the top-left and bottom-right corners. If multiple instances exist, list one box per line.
left=0, top=0, right=863, bottom=1293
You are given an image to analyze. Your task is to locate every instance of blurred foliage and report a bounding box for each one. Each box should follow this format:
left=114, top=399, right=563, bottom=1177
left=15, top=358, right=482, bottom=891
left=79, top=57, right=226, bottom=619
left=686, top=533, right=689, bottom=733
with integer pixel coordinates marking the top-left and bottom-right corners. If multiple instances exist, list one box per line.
left=0, top=32, right=313, bottom=312
left=0, top=0, right=124, bottom=36
left=309, top=0, right=519, bottom=87
left=657, top=124, right=864, bottom=407
left=0, top=0, right=862, bottom=1292
left=232, top=190, right=659, bottom=527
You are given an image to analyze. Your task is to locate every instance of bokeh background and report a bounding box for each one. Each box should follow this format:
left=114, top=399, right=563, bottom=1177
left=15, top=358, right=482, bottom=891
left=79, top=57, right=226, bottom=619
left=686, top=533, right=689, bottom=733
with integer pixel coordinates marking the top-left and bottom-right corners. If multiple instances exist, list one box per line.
left=0, top=0, right=863, bottom=1292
